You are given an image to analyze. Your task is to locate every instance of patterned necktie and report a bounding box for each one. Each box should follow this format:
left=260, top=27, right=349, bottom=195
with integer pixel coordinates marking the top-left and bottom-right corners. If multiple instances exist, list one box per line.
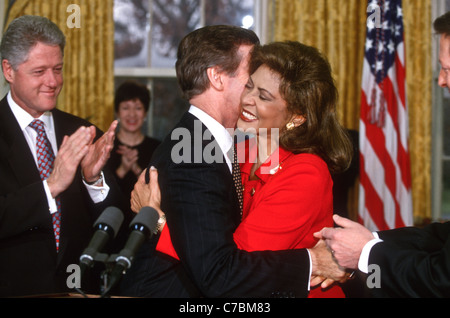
left=231, top=146, right=243, bottom=216
left=29, top=119, right=61, bottom=251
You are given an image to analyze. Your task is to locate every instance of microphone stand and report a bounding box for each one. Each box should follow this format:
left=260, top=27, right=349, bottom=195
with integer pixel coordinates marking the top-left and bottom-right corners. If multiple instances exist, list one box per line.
left=77, top=252, right=119, bottom=298
left=99, top=253, right=123, bottom=298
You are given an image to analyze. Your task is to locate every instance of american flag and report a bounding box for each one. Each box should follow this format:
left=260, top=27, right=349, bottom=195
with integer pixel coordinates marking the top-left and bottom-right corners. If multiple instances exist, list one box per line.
left=359, top=0, right=413, bottom=231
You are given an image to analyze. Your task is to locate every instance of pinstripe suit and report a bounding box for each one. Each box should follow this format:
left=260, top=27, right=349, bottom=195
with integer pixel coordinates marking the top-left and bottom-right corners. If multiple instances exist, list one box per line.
left=120, top=111, right=311, bottom=298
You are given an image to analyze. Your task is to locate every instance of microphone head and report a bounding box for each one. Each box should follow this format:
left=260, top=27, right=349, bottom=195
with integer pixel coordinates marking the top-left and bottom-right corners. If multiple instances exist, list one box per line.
left=94, top=206, right=124, bottom=238
left=130, top=207, right=159, bottom=235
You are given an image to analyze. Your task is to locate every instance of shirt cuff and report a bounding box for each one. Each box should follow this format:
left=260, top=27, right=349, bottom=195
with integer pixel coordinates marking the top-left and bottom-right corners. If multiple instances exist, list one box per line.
left=43, top=180, right=58, bottom=214
left=83, top=171, right=110, bottom=203
left=307, top=249, right=312, bottom=290
left=358, top=232, right=383, bottom=273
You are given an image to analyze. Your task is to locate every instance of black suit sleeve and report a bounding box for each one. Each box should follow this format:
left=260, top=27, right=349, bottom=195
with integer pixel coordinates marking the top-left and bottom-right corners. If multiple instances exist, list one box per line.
left=370, top=222, right=450, bottom=297
left=160, top=160, right=311, bottom=298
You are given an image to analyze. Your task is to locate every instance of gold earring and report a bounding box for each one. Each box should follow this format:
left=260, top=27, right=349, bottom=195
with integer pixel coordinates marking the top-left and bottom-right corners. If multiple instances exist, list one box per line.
left=286, top=122, right=295, bottom=131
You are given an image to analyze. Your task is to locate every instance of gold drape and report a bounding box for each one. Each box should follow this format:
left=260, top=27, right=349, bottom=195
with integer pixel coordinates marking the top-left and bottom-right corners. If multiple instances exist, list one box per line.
left=5, top=0, right=115, bottom=132
left=270, top=0, right=432, bottom=222
left=403, top=2, right=432, bottom=223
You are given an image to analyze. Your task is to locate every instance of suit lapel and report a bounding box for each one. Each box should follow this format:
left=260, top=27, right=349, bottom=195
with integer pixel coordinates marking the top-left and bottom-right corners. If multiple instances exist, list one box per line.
left=0, top=97, right=42, bottom=187
left=49, top=109, right=72, bottom=263
left=51, top=109, right=68, bottom=148
left=181, top=112, right=241, bottom=223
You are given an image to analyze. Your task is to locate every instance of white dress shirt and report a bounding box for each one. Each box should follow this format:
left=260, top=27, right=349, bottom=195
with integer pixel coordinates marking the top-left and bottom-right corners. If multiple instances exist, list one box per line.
left=358, top=233, right=384, bottom=273
left=7, top=92, right=109, bottom=214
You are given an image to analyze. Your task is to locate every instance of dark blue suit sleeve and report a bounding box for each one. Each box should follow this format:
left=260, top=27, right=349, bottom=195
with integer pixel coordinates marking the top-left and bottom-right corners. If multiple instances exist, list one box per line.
left=370, top=222, right=450, bottom=297
left=161, top=161, right=311, bottom=298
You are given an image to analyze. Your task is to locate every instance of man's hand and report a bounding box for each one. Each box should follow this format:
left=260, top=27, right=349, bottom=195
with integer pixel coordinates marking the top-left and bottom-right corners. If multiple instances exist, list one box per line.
left=81, top=120, right=118, bottom=183
left=314, top=214, right=375, bottom=269
left=131, top=167, right=163, bottom=217
left=308, top=239, right=347, bottom=289
left=47, top=126, right=92, bottom=198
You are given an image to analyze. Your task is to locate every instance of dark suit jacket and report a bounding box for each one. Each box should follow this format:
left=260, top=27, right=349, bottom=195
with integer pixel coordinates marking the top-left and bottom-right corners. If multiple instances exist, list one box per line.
left=369, top=222, right=450, bottom=298
left=120, top=111, right=310, bottom=298
left=0, top=97, right=126, bottom=297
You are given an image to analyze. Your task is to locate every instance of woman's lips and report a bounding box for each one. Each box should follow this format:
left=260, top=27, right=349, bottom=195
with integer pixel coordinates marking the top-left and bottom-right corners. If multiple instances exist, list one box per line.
left=240, top=109, right=257, bottom=122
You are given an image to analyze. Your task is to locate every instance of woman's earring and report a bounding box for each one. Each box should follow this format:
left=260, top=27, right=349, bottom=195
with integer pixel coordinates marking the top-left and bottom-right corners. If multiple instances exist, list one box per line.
left=286, top=122, right=295, bottom=131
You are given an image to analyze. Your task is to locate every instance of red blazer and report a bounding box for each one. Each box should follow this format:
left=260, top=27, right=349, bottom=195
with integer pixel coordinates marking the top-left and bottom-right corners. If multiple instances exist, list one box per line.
left=156, top=140, right=344, bottom=298
left=234, top=140, right=344, bottom=298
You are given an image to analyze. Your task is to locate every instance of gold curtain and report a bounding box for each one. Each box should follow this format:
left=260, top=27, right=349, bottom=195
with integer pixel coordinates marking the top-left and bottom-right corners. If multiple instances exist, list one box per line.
left=5, top=0, right=115, bottom=132
left=270, top=0, right=432, bottom=222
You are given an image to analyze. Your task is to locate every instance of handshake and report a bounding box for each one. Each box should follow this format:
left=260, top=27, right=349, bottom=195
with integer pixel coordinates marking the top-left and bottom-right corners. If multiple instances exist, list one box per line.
left=309, top=214, right=376, bottom=288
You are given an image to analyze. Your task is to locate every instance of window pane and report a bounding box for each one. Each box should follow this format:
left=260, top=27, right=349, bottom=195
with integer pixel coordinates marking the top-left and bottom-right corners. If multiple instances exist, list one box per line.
left=114, top=0, right=150, bottom=67
left=152, top=78, right=190, bottom=140
left=205, top=0, right=255, bottom=29
left=151, top=0, right=201, bottom=68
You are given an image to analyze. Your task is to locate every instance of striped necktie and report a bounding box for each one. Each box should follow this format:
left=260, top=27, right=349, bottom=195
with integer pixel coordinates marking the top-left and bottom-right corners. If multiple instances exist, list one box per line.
left=29, top=119, right=61, bottom=251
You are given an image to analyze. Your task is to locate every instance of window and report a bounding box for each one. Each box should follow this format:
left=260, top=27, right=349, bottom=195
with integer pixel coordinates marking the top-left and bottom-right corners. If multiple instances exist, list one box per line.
left=432, top=0, right=450, bottom=221
left=113, top=0, right=266, bottom=141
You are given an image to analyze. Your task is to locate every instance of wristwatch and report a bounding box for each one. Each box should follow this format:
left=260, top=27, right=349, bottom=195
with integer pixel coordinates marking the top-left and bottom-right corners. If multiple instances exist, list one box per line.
left=82, top=171, right=104, bottom=186
left=154, top=214, right=166, bottom=235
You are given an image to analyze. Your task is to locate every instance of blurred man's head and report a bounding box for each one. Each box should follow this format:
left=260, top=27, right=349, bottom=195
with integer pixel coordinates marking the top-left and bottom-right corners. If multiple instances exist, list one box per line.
left=434, top=12, right=450, bottom=91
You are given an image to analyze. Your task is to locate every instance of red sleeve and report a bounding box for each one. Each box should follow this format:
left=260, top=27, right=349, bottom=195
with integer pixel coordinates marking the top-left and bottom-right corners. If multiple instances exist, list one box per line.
left=233, top=154, right=334, bottom=252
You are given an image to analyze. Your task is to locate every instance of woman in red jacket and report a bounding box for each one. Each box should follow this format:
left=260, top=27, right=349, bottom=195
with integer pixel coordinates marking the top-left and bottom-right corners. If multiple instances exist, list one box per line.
left=233, top=41, right=353, bottom=297
left=139, top=41, right=353, bottom=297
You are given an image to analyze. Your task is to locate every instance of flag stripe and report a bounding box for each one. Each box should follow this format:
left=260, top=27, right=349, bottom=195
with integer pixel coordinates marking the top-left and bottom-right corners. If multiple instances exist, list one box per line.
left=359, top=137, right=390, bottom=230
left=361, top=94, right=398, bottom=230
left=359, top=0, right=413, bottom=231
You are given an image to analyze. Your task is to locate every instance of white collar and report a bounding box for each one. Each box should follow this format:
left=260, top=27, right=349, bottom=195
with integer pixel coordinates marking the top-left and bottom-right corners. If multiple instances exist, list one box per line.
left=189, top=105, right=233, bottom=170
left=7, top=91, right=54, bottom=132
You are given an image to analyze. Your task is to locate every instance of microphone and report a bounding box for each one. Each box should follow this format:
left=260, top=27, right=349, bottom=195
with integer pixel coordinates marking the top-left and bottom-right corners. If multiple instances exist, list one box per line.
left=79, top=207, right=124, bottom=276
left=103, top=207, right=159, bottom=295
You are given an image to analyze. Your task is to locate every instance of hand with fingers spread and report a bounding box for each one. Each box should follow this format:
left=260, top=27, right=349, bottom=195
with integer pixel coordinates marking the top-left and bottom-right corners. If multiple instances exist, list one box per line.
left=314, top=214, right=375, bottom=269
left=81, top=120, right=118, bottom=183
left=46, top=126, right=92, bottom=198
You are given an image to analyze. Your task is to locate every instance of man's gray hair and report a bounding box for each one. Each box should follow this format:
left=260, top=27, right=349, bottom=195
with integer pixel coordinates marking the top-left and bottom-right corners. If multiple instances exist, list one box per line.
left=0, top=15, right=66, bottom=70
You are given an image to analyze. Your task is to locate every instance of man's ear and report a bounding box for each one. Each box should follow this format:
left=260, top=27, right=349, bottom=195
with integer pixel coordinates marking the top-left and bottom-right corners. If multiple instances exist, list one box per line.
left=207, top=66, right=224, bottom=91
left=2, top=60, right=14, bottom=83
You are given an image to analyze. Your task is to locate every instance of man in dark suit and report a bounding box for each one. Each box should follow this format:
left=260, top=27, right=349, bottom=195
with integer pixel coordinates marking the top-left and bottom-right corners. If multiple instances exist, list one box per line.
left=120, top=25, right=347, bottom=298
left=0, top=15, right=125, bottom=297
left=315, top=12, right=450, bottom=298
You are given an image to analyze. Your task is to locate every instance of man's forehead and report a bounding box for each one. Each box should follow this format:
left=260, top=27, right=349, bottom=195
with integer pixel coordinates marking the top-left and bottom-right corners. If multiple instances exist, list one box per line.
left=440, top=34, right=450, bottom=49
left=440, top=34, right=450, bottom=61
